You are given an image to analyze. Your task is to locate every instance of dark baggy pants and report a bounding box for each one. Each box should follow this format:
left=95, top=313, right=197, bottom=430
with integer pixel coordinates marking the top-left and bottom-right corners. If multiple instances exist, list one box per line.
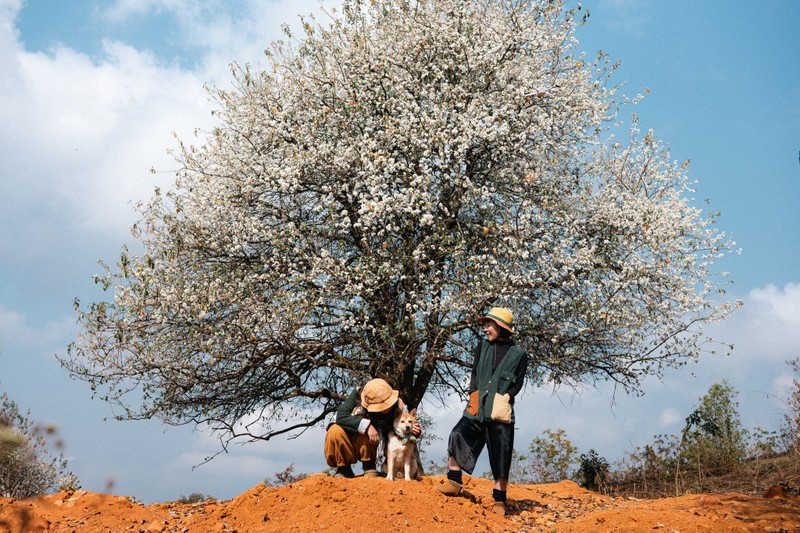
left=446, top=416, right=514, bottom=480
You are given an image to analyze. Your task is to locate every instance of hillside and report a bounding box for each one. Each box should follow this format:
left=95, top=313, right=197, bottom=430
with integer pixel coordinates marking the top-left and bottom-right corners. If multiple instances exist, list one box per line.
left=2, top=474, right=799, bottom=532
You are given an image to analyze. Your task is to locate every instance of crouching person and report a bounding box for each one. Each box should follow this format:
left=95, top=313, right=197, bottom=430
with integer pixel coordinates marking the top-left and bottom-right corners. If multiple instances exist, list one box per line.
left=324, top=378, right=421, bottom=478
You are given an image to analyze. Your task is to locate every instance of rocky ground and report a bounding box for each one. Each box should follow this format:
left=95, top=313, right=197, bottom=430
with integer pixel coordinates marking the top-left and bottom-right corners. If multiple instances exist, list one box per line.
left=2, top=474, right=799, bottom=532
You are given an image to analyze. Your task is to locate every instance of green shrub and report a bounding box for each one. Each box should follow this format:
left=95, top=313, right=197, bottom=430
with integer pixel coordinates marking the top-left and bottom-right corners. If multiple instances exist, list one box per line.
left=577, top=449, right=608, bottom=491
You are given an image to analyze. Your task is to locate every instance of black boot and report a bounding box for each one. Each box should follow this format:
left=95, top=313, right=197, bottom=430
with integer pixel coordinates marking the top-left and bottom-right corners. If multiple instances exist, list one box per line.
left=361, top=460, right=379, bottom=477
left=333, top=465, right=355, bottom=478
left=493, top=489, right=507, bottom=516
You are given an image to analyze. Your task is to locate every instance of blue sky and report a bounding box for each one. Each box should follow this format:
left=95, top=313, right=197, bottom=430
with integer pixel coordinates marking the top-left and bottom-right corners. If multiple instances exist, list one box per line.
left=1, top=0, right=798, bottom=503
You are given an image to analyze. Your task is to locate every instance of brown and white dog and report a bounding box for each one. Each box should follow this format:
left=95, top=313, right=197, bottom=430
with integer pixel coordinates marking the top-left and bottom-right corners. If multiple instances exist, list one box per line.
left=385, top=408, right=421, bottom=481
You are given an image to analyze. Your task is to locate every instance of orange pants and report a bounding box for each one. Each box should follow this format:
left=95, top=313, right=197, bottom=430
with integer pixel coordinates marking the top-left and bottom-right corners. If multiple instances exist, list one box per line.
left=323, top=423, right=376, bottom=467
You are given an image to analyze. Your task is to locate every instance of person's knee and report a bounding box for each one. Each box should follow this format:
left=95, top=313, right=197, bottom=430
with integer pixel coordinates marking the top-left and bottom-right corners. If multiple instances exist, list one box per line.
left=325, top=423, right=348, bottom=442
left=324, top=424, right=357, bottom=466
left=353, top=432, right=376, bottom=459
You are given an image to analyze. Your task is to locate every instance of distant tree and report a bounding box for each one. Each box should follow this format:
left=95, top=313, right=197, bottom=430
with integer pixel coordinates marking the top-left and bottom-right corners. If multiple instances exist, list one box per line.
left=523, top=428, right=578, bottom=483
left=61, top=0, right=736, bottom=450
left=679, top=380, right=746, bottom=479
left=0, top=394, right=79, bottom=498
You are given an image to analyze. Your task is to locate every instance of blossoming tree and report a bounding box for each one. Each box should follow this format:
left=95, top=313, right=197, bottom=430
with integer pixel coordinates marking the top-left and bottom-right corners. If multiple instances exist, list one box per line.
left=62, top=0, right=736, bottom=445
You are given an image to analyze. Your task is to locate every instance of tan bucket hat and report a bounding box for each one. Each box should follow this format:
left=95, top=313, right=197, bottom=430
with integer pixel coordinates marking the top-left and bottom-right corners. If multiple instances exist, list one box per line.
left=360, top=378, right=400, bottom=412
left=479, top=307, right=515, bottom=334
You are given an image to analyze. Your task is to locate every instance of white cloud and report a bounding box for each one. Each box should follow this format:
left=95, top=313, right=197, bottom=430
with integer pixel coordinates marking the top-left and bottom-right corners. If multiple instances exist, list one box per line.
left=100, top=0, right=189, bottom=22
left=658, top=407, right=681, bottom=427
left=773, top=372, right=795, bottom=399
left=0, top=304, right=74, bottom=350
left=27, top=46, right=203, bottom=223
left=174, top=450, right=273, bottom=478
left=750, top=282, right=800, bottom=326
left=705, top=283, right=800, bottom=367
left=1, top=0, right=345, bottom=267
left=162, top=422, right=326, bottom=500
left=0, top=18, right=211, bottom=270
left=96, top=0, right=342, bottom=80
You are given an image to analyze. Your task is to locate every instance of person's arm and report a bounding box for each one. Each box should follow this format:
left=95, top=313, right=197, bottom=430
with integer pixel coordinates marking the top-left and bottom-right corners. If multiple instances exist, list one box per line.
left=506, top=350, right=529, bottom=399
left=334, top=388, right=367, bottom=433
left=467, top=341, right=482, bottom=394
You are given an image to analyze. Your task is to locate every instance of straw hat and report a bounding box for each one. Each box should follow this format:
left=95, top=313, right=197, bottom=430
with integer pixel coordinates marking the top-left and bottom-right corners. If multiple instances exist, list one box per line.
left=479, top=307, right=515, bottom=334
left=360, top=378, right=400, bottom=412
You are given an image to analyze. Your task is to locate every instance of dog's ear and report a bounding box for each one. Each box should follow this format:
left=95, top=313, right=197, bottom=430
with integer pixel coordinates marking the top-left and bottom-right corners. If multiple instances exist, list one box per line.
left=409, top=408, right=417, bottom=417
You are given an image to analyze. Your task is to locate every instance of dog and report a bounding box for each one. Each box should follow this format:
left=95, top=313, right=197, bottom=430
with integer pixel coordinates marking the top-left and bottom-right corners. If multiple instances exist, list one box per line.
left=385, top=408, right=421, bottom=481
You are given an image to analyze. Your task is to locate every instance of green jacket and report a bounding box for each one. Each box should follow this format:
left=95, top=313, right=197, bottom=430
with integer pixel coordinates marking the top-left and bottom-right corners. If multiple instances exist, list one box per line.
left=463, top=339, right=526, bottom=423
left=334, top=387, right=366, bottom=434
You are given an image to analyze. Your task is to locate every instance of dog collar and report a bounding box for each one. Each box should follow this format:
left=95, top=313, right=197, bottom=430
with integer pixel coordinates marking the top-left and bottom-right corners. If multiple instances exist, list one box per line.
left=394, top=428, right=417, bottom=445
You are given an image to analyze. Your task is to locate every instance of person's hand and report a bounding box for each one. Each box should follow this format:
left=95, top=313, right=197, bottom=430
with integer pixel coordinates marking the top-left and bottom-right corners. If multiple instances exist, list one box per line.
left=367, top=423, right=380, bottom=445
left=412, top=422, right=422, bottom=438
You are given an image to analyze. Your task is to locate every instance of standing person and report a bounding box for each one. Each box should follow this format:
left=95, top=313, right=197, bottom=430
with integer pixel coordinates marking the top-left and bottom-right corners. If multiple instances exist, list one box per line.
left=324, top=378, right=421, bottom=478
left=437, top=307, right=528, bottom=516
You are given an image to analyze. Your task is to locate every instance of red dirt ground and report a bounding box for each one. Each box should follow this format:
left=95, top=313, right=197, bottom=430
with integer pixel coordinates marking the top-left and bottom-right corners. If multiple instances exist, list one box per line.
left=2, top=474, right=799, bottom=532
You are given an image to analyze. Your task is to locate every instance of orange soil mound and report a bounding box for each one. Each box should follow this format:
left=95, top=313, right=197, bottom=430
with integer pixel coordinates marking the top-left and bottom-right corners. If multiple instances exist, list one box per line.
left=2, top=475, right=799, bottom=532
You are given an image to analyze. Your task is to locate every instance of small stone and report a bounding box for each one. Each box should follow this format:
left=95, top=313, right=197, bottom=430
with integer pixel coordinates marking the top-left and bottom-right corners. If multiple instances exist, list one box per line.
left=145, top=521, right=167, bottom=533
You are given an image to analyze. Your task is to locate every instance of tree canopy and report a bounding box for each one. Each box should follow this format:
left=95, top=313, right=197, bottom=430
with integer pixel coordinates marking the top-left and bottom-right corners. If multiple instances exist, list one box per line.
left=62, top=0, right=736, bottom=446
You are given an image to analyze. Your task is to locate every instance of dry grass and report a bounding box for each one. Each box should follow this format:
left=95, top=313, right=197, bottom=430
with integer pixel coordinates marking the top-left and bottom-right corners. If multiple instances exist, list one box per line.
left=602, top=447, right=800, bottom=499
